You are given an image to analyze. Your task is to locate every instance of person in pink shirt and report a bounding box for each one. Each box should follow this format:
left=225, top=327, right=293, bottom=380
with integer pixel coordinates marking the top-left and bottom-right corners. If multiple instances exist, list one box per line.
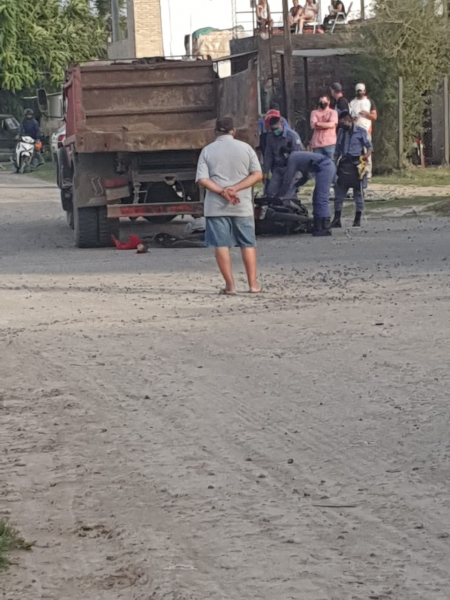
left=310, top=95, right=338, bottom=160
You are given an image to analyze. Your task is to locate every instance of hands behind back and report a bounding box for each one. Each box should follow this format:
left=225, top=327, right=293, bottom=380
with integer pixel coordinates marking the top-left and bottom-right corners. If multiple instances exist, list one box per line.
left=221, top=187, right=241, bottom=205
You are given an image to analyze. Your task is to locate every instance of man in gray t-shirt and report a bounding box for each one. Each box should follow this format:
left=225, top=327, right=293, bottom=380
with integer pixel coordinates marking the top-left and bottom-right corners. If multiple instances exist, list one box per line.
left=196, top=117, right=264, bottom=295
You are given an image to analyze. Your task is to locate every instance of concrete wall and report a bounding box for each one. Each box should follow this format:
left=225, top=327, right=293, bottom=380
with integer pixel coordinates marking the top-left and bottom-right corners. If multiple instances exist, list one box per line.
left=108, top=38, right=135, bottom=60
left=107, top=0, right=164, bottom=60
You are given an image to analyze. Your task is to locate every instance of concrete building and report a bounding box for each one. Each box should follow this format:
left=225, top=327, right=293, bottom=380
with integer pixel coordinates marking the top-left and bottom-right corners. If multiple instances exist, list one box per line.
left=108, top=0, right=236, bottom=60
left=108, top=0, right=164, bottom=59
left=108, top=0, right=375, bottom=60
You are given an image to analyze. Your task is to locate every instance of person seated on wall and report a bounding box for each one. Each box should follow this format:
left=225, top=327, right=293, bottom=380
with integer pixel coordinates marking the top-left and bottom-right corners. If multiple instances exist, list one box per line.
left=297, top=0, right=319, bottom=34
left=289, top=0, right=303, bottom=32
left=323, top=0, right=346, bottom=28
left=256, top=0, right=274, bottom=35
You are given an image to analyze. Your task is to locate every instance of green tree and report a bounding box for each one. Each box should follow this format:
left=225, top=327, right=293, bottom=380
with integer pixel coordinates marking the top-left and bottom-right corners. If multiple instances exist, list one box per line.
left=92, top=0, right=128, bottom=39
left=0, top=0, right=108, bottom=93
left=351, top=0, right=450, bottom=171
left=92, top=0, right=111, bottom=19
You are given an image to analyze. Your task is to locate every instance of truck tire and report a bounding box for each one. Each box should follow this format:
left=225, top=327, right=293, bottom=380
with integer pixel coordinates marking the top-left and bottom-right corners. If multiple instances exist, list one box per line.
left=74, top=206, right=100, bottom=248
left=74, top=205, right=119, bottom=248
left=98, top=206, right=119, bottom=247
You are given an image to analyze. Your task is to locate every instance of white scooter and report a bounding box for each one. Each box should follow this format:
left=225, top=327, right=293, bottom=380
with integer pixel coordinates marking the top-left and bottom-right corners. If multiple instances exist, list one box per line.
left=13, top=136, right=36, bottom=174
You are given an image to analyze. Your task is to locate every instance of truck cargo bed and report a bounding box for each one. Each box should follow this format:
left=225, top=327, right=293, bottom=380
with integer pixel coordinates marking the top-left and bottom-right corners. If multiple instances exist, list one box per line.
left=65, top=58, right=258, bottom=152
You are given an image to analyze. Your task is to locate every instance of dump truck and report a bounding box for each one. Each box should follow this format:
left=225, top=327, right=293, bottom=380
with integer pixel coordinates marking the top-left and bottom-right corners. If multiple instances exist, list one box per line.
left=58, top=56, right=258, bottom=247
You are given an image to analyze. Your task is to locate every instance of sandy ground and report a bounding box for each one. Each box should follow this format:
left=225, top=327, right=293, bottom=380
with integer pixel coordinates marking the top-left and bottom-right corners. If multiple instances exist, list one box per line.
left=1, top=171, right=450, bottom=600
left=368, top=184, right=450, bottom=198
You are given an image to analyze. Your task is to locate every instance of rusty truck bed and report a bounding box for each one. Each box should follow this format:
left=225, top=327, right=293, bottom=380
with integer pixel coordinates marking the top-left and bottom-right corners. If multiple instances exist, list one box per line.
left=65, top=58, right=259, bottom=153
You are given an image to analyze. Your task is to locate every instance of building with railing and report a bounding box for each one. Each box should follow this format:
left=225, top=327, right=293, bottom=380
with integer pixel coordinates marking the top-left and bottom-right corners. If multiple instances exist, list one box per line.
left=108, top=0, right=375, bottom=60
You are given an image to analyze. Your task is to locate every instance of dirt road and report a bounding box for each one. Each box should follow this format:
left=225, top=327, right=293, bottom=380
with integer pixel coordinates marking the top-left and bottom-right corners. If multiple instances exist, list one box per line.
left=1, top=171, right=450, bottom=600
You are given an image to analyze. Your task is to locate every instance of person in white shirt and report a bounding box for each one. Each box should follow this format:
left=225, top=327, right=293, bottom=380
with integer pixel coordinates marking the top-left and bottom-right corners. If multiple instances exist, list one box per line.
left=349, top=83, right=378, bottom=177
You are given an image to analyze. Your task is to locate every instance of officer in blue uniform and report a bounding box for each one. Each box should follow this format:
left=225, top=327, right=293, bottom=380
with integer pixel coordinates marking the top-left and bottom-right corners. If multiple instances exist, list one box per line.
left=264, top=116, right=304, bottom=197
left=332, top=110, right=372, bottom=228
left=279, top=151, right=336, bottom=237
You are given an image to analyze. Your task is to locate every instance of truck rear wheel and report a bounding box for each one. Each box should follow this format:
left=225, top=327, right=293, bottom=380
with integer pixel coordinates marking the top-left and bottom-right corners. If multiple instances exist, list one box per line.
left=74, top=205, right=119, bottom=248
left=98, top=206, right=119, bottom=247
left=74, top=206, right=100, bottom=248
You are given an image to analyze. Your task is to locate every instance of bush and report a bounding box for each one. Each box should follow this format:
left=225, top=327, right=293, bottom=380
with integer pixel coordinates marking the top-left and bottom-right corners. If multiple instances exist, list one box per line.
left=350, top=0, right=450, bottom=173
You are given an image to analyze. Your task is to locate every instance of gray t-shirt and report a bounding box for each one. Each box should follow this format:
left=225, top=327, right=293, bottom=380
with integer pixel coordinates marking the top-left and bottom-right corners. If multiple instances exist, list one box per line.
left=196, top=135, right=262, bottom=217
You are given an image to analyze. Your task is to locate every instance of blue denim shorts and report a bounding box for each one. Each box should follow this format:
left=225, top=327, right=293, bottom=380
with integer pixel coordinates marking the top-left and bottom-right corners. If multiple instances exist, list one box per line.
left=205, top=216, right=256, bottom=248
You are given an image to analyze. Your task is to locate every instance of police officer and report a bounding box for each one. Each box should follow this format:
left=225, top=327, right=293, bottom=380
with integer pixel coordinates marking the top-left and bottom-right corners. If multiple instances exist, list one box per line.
left=279, top=151, right=336, bottom=237
left=264, top=116, right=303, bottom=197
left=332, top=110, right=372, bottom=228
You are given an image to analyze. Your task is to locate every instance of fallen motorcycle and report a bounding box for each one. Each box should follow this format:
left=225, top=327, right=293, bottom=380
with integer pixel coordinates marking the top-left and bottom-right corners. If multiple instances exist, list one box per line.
left=254, top=195, right=314, bottom=235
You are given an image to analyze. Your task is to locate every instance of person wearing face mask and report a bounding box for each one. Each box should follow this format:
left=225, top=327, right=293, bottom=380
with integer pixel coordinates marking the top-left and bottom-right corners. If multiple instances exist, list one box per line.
left=332, top=111, right=372, bottom=228
left=310, top=95, right=338, bottom=160
left=264, top=116, right=303, bottom=197
left=349, top=83, right=377, bottom=178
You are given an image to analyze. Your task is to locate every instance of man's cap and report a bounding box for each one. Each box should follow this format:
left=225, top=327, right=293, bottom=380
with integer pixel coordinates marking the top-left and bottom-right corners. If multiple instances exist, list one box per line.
left=215, top=117, right=234, bottom=134
left=24, top=108, right=34, bottom=115
left=265, top=110, right=281, bottom=129
left=330, top=82, right=343, bottom=92
left=356, top=83, right=366, bottom=93
left=339, top=110, right=350, bottom=119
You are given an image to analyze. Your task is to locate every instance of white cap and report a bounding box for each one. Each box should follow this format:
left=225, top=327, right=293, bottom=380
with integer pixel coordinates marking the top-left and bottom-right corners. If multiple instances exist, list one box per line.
left=356, top=83, right=366, bottom=93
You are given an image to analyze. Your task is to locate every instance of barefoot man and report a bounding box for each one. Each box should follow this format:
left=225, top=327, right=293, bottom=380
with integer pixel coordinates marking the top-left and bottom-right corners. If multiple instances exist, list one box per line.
left=196, top=117, right=264, bottom=295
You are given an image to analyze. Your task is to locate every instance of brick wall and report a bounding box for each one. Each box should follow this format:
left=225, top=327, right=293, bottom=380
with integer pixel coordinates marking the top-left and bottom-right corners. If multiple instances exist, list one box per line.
left=132, top=0, right=164, bottom=57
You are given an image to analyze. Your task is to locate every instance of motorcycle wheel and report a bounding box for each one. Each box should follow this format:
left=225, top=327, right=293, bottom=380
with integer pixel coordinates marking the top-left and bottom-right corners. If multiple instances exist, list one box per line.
left=19, top=157, right=30, bottom=175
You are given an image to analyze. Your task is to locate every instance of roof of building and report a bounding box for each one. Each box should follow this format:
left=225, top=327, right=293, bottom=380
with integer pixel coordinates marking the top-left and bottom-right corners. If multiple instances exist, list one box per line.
left=277, top=48, right=357, bottom=58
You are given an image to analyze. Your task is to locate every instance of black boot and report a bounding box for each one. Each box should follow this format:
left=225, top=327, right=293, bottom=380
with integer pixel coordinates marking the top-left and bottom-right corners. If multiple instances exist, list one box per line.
left=330, top=211, right=342, bottom=228
left=312, top=217, right=332, bottom=237
left=353, top=211, right=362, bottom=227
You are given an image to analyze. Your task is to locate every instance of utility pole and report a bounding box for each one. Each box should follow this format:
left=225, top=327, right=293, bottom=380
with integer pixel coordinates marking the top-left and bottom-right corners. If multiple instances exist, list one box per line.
left=398, top=76, right=404, bottom=170
left=360, top=0, right=365, bottom=21
left=444, top=76, right=449, bottom=165
left=282, top=0, right=295, bottom=126
left=111, top=0, right=121, bottom=43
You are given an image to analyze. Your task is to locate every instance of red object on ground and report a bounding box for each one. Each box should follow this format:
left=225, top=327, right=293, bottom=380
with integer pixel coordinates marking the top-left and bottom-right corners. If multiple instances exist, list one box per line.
left=112, top=234, right=144, bottom=250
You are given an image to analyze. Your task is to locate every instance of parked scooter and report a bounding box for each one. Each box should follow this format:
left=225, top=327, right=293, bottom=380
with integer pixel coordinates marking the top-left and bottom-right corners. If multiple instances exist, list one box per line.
left=12, top=137, right=41, bottom=174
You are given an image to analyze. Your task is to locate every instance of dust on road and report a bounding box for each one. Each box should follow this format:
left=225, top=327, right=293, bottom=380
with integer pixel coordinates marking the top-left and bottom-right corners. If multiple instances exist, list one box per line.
left=1, top=172, right=450, bottom=600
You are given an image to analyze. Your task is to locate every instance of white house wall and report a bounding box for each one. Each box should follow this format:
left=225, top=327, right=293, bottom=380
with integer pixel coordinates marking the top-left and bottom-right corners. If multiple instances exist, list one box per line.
left=159, top=0, right=376, bottom=58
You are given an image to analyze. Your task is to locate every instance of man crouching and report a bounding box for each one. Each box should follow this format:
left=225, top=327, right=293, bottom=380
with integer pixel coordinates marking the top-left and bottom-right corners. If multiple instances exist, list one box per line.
left=196, top=118, right=264, bottom=295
